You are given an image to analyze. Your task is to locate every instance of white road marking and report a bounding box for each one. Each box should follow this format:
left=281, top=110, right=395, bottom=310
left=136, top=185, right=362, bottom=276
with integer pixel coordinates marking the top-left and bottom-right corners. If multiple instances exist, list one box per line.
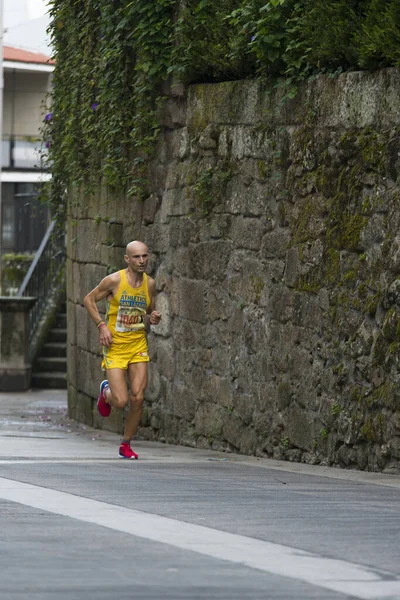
left=0, top=476, right=399, bottom=599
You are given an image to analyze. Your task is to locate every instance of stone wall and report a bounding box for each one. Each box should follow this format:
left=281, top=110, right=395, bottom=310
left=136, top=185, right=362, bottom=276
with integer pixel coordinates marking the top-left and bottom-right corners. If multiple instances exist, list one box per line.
left=67, top=69, right=400, bottom=471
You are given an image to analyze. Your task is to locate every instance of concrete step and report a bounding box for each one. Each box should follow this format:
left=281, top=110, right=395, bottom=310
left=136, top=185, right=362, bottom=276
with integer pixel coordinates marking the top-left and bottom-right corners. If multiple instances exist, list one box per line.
left=54, top=313, right=67, bottom=329
left=47, top=328, right=67, bottom=343
left=35, top=356, right=67, bottom=373
left=40, top=342, right=67, bottom=358
left=31, top=372, right=67, bottom=389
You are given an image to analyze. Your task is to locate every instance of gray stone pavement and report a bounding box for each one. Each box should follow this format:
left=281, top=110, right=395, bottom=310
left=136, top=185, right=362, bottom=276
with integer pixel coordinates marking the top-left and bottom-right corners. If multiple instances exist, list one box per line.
left=1, top=389, right=400, bottom=600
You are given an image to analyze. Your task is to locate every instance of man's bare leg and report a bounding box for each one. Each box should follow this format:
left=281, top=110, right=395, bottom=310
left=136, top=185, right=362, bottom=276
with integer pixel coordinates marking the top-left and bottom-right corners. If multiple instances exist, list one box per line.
left=123, top=362, right=148, bottom=441
left=104, top=369, right=129, bottom=409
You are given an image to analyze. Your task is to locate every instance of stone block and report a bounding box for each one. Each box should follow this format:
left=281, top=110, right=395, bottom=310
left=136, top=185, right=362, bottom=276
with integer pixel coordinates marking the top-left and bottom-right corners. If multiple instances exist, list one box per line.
left=142, top=195, right=161, bottom=225
left=173, top=318, right=208, bottom=350
left=293, top=293, right=322, bottom=329
left=155, top=263, right=172, bottom=293
left=159, top=188, right=194, bottom=223
left=67, top=219, right=77, bottom=262
left=173, top=278, right=206, bottom=323
left=100, top=245, right=124, bottom=273
left=231, top=126, right=266, bottom=160
left=81, top=263, right=108, bottom=302
left=88, top=317, right=104, bottom=356
left=168, top=217, right=199, bottom=248
left=76, top=348, right=102, bottom=399
left=209, top=374, right=232, bottom=408
left=218, top=128, right=231, bottom=158
left=75, top=391, right=94, bottom=427
left=93, top=403, right=125, bottom=434
left=222, top=414, right=244, bottom=450
left=172, top=380, right=196, bottom=421
left=207, top=214, right=232, bottom=239
left=173, top=247, right=191, bottom=277
left=225, top=181, right=269, bottom=218
left=84, top=190, right=101, bottom=220
left=145, top=362, right=161, bottom=402
left=188, top=241, right=232, bottom=280
left=286, top=404, right=316, bottom=452
left=177, top=127, right=190, bottom=160
left=230, top=217, right=264, bottom=251
left=116, top=194, right=141, bottom=229
left=72, top=262, right=83, bottom=305
left=207, top=285, right=233, bottom=322
left=0, top=297, right=36, bottom=390
left=76, top=304, right=90, bottom=352
left=239, top=429, right=259, bottom=455
left=67, top=384, right=78, bottom=419
left=153, top=292, right=171, bottom=338
left=143, top=223, right=171, bottom=253
left=244, top=181, right=270, bottom=217
left=187, top=80, right=262, bottom=128
left=154, top=337, right=175, bottom=380
left=76, top=219, right=107, bottom=264
left=261, top=229, right=291, bottom=259
left=66, top=258, right=74, bottom=303
left=66, top=300, right=77, bottom=346
left=67, top=342, right=77, bottom=387
left=270, top=286, right=293, bottom=323
left=388, top=235, right=400, bottom=274
left=285, top=247, right=300, bottom=287
left=194, top=402, right=224, bottom=437
left=390, top=436, right=400, bottom=459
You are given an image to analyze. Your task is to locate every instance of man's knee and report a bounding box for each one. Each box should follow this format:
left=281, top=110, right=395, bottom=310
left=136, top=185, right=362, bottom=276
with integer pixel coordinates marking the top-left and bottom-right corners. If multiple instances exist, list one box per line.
left=130, top=390, right=145, bottom=409
left=111, top=391, right=129, bottom=409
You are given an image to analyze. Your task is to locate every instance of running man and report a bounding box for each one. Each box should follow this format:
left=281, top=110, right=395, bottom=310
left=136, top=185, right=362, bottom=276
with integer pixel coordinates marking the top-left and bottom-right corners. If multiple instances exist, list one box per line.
left=83, top=240, right=161, bottom=459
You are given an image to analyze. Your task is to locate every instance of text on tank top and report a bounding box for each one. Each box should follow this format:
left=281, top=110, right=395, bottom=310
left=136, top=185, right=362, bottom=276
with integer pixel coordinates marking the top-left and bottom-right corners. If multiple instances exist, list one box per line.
left=110, top=270, right=149, bottom=333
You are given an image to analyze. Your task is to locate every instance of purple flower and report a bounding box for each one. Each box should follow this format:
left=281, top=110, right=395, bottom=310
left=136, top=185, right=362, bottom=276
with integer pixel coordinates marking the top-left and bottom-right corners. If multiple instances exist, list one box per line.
left=45, top=113, right=53, bottom=121
left=91, top=102, right=99, bottom=111
left=250, top=35, right=256, bottom=42
left=45, top=141, right=51, bottom=148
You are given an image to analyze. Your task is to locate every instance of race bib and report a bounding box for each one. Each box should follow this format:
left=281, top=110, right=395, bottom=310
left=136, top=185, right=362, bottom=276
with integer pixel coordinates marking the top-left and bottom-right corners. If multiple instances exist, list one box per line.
left=115, top=306, right=146, bottom=332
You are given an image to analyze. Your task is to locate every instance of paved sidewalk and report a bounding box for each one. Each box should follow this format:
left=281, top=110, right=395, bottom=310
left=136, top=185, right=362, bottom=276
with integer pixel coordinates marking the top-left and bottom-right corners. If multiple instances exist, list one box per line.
left=0, top=390, right=400, bottom=489
left=2, top=389, right=400, bottom=600
left=1, top=388, right=400, bottom=489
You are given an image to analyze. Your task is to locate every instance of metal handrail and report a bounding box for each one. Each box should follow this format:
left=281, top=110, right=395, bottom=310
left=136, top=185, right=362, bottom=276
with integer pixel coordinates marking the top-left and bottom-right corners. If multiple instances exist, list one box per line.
left=17, top=219, right=66, bottom=340
left=18, top=220, right=55, bottom=296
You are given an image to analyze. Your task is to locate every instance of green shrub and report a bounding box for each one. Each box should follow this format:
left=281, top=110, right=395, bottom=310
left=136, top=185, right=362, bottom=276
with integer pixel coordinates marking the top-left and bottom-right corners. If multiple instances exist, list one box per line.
left=1, top=253, right=34, bottom=296
left=358, top=0, right=400, bottom=69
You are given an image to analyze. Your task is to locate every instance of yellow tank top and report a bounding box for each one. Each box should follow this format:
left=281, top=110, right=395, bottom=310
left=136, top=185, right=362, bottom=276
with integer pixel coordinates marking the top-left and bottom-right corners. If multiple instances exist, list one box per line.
left=105, top=270, right=150, bottom=343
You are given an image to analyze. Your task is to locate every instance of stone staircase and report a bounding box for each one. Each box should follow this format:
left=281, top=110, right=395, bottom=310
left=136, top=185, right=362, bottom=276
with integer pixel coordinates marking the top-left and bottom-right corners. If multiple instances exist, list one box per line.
left=31, top=304, right=67, bottom=389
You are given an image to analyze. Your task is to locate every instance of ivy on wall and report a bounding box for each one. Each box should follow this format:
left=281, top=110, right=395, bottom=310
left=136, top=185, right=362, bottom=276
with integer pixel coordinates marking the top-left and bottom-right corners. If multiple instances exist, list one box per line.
left=43, top=0, right=176, bottom=220
left=43, top=0, right=400, bottom=220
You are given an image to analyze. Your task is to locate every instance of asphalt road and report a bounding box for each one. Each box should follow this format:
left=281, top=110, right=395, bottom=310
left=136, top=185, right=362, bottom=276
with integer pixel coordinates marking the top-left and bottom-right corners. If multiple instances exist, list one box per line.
left=0, top=390, right=400, bottom=600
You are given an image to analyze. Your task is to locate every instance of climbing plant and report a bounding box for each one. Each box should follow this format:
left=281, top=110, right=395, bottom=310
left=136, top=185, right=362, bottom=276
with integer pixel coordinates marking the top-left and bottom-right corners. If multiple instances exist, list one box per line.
left=43, top=0, right=177, bottom=220
left=43, top=0, right=400, bottom=221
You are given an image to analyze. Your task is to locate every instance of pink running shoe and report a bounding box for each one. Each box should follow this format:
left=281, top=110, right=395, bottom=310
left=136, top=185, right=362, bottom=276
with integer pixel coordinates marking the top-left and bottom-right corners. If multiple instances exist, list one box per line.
left=119, top=442, right=139, bottom=459
left=97, top=380, right=111, bottom=417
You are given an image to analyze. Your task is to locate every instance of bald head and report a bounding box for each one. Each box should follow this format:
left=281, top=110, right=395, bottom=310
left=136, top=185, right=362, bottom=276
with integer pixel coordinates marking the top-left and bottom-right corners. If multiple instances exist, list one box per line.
left=125, top=240, right=149, bottom=257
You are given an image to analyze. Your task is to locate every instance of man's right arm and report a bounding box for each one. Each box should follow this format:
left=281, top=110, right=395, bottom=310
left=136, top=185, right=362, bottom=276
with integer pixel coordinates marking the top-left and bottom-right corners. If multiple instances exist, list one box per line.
left=83, top=273, right=119, bottom=347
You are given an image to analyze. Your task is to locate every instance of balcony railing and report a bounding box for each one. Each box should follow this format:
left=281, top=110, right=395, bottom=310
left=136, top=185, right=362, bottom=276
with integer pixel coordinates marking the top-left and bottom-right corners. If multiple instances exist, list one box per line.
left=2, top=136, right=48, bottom=170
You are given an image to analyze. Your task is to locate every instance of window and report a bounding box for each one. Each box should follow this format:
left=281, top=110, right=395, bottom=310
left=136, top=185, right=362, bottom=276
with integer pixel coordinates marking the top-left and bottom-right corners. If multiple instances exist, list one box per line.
left=1, top=183, right=49, bottom=253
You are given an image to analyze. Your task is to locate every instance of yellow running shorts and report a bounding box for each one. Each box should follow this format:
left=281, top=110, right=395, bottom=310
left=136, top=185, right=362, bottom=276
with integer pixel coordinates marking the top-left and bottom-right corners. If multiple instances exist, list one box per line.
left=101, top=336, right=149, bottom=371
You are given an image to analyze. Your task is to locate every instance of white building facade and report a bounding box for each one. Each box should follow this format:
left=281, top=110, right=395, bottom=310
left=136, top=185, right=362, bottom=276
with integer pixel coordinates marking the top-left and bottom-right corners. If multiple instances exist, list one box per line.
left=2, top=45, right=53, bottom=253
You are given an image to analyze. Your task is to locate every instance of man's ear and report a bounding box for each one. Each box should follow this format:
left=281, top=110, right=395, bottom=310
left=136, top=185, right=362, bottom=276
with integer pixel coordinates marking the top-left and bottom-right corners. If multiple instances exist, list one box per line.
left=124, top=254, right=129, bottom=264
